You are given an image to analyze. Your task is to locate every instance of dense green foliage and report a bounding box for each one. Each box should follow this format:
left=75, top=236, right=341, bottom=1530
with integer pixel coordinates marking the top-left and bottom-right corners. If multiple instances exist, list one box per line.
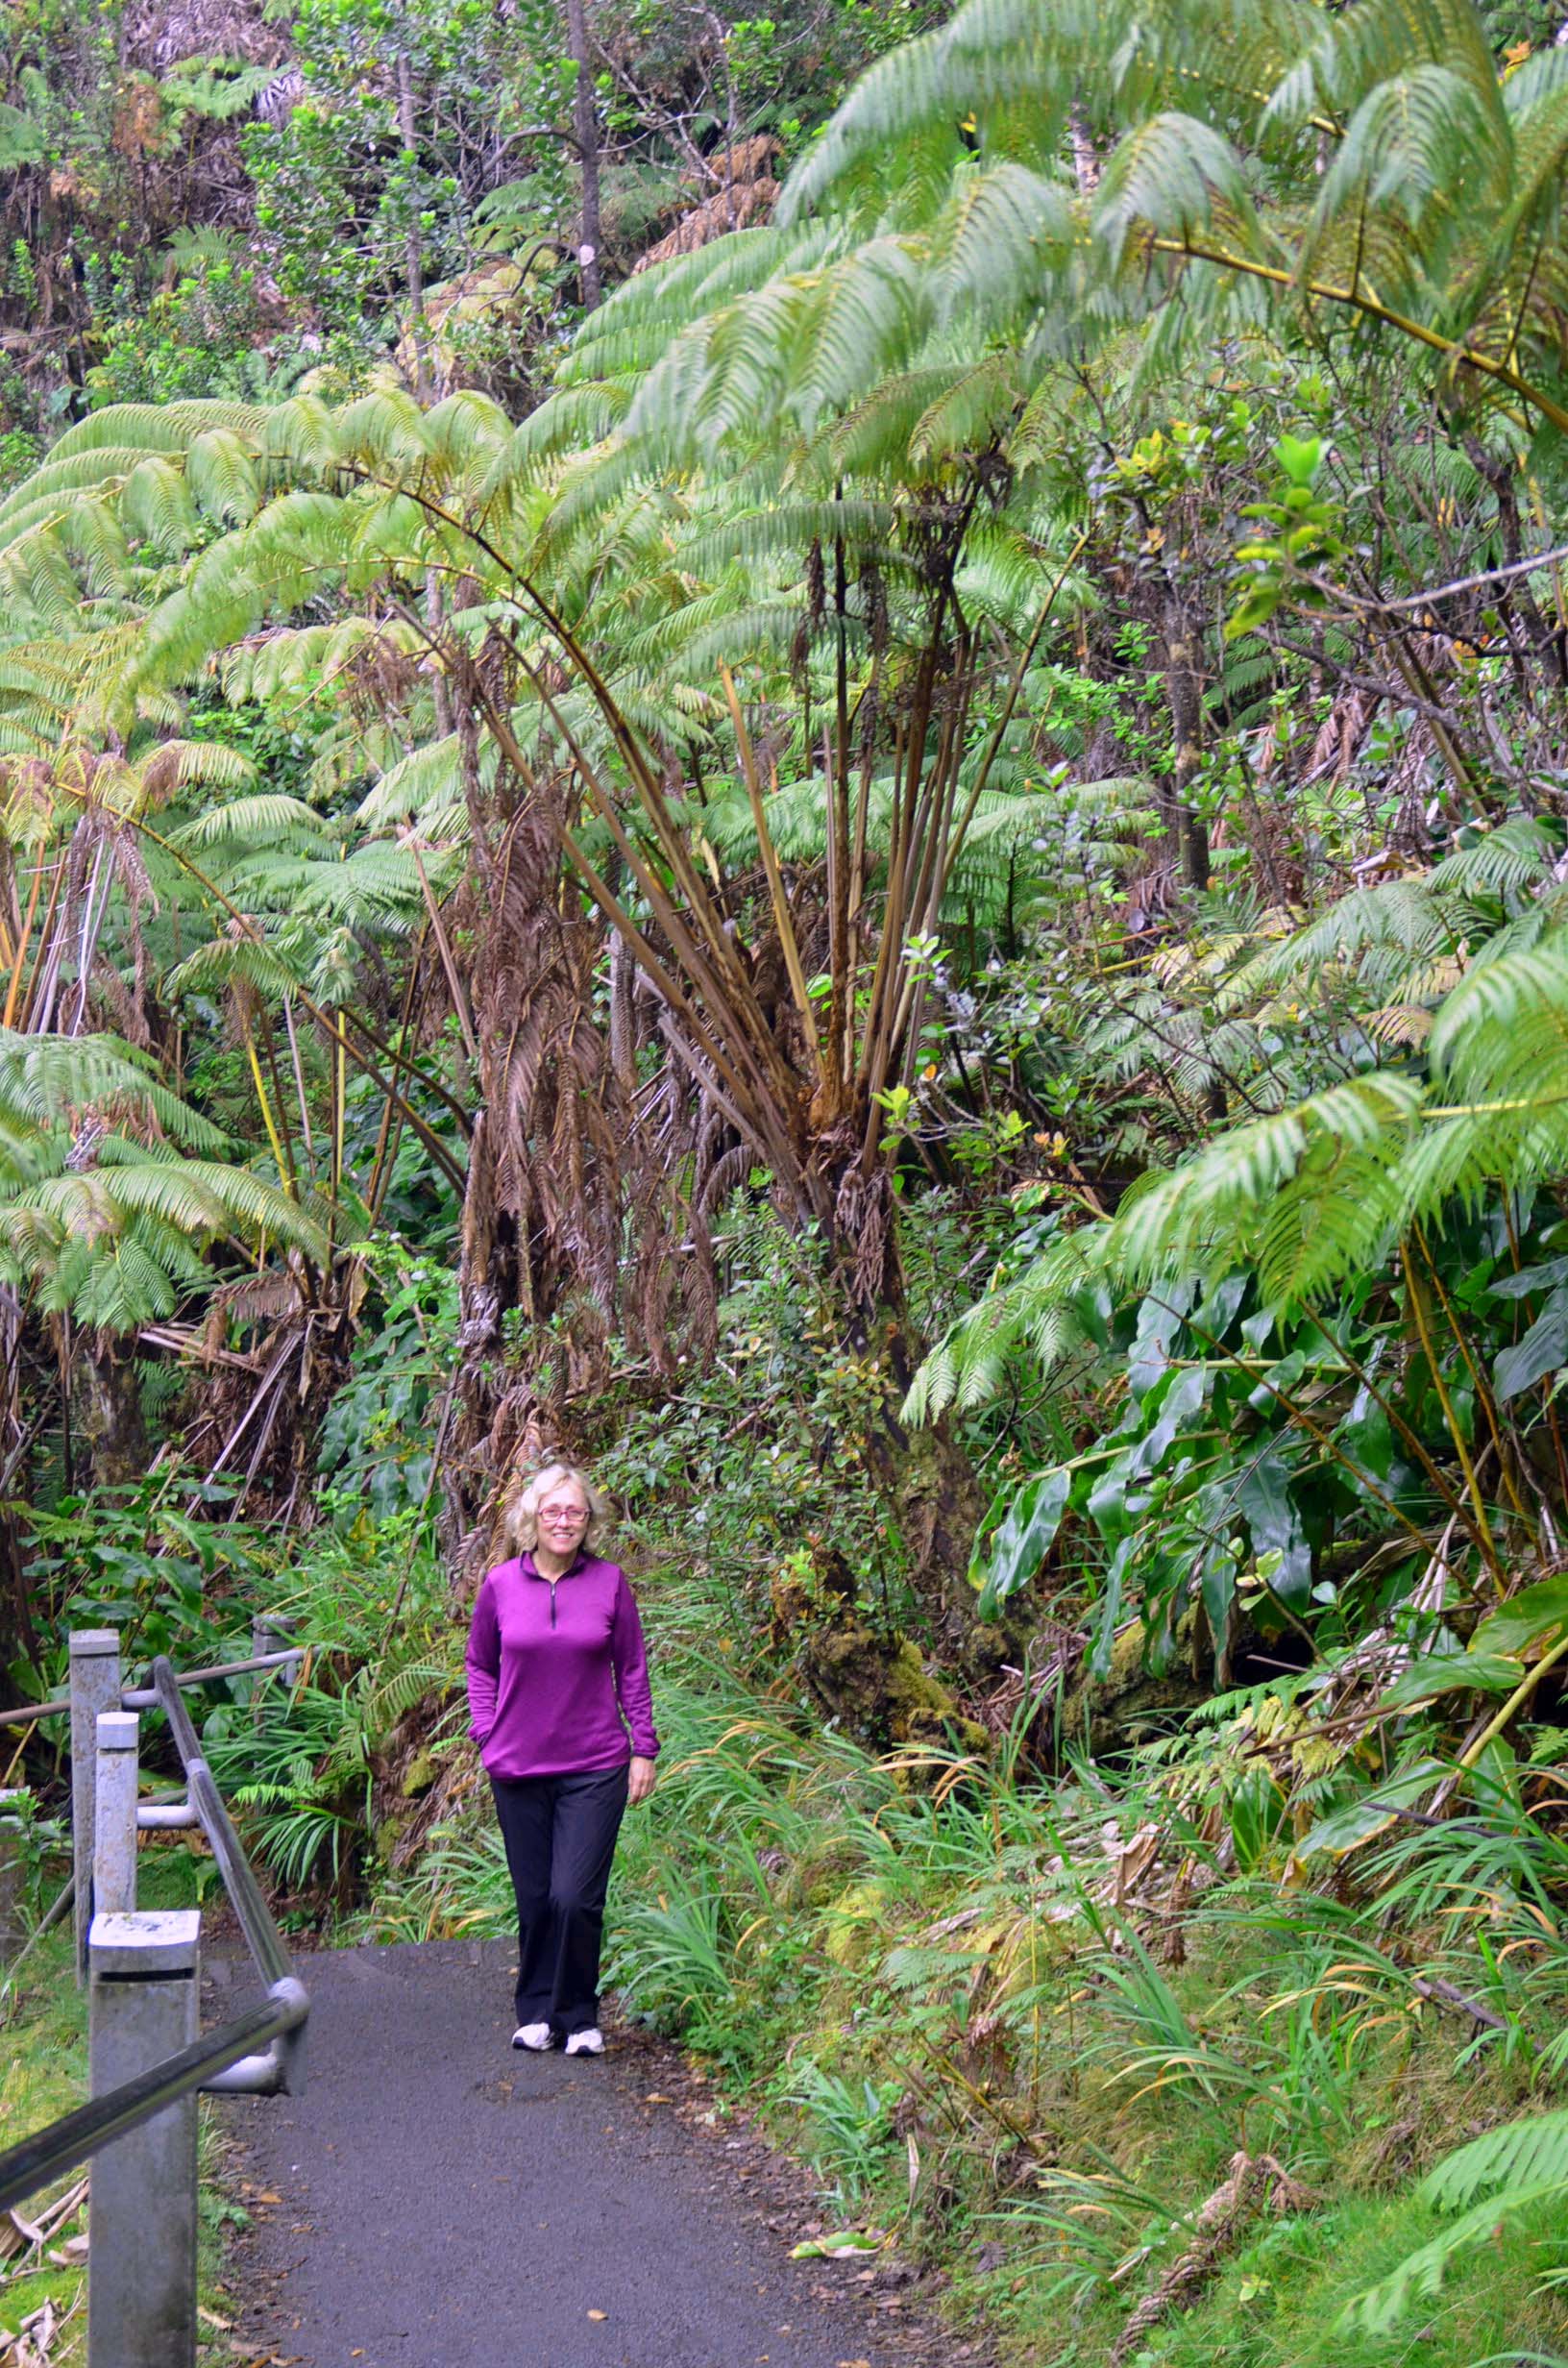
left=8, top=0, right=1568, bottom=2356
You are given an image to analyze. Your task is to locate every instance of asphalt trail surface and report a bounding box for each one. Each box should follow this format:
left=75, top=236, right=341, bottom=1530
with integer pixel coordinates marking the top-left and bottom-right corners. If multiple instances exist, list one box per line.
left=219, top=1938, right=971, bottom=2368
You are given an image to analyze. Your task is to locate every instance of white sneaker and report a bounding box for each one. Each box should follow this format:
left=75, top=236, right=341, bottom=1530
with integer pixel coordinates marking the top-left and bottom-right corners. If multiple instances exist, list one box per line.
left=511, top=2021, right=554, bottom=2051
left=564, top=2027, right=604, bottom=2057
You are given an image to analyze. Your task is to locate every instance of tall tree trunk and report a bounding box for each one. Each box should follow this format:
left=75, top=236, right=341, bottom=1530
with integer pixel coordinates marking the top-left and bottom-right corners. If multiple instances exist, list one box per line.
left=1161, top=585, right=1210, bottom=894
left=0, top=1290, right=36, bottom=1673
left=608, top=926, right=637, bottom=1095
left=1068, top=103, right=1100, bottom=195
left=564, top=0, right=602, bottom=310
left=810, top=1172, right=1005, bottom=1691
left=394, top=30, right=433, bottom=404
left=78, top=1338, right=147, bottom=1491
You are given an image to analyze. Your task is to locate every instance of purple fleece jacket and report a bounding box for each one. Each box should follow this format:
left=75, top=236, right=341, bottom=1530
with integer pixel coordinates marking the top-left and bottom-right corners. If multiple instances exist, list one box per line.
left=464, top=1551, right=660, bottom=1779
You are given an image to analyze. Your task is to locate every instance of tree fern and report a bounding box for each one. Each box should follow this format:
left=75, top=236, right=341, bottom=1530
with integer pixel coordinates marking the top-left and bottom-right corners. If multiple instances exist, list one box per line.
left=919, top=901, right=1568, bottom=1423
left=0, top=1030, right=228, bottom=1153
left=1340, top=2109, right=1568, bottom=2333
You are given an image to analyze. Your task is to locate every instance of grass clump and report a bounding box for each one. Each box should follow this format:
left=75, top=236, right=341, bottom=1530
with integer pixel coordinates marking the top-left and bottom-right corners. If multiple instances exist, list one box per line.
left=0, top=1928, right=88, bottom=2362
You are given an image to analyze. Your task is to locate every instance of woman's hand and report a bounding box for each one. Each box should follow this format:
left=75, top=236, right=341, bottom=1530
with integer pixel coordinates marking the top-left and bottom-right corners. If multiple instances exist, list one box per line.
left=628, top=1755, right=658, bottom=1805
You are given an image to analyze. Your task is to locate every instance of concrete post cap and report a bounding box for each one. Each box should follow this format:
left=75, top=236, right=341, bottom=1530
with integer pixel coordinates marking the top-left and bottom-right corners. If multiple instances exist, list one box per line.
left=97, top=1712, right=139, bottom=1749
left=69, top=1630, right=121, bottom=1655
left=89, top=1910, right=201, bottom=1976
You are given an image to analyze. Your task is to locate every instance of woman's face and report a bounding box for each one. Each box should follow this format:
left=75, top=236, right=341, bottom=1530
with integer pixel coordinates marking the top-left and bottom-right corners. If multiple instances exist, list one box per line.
left=536, top=1479, right=590, bottom=1553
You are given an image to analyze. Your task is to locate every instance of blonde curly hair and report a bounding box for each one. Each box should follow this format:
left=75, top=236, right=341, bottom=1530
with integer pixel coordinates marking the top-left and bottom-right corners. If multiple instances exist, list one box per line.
left=504, top=1460, right=612, bottom=1557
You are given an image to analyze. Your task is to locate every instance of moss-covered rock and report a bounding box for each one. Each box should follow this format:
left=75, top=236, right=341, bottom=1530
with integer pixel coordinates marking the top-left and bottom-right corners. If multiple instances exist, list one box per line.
left=772, top=1542, right=990, bottom=1759
left=1055, top=1616, right=1208, bottom=1755
left=883, top=1637, right=992, bottom=1756
left=821, top=1877, right=893, bottom=1967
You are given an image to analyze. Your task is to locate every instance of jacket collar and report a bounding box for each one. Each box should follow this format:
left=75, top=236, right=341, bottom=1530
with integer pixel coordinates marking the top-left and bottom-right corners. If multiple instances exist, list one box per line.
left=520, top=1548, right=587, bottom=1581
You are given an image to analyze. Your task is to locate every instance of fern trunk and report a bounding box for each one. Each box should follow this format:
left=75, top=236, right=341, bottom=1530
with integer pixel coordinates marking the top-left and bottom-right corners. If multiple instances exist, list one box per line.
left=864, top=1374, right=998, bottom=1678
left=1161, top=586, right=1211, bottom=896
left=77, top=1338, right=147, bottom=1491
left=816, top=1196, right=1001, bottom=1687
left=565, top=0, right=602, bottom=309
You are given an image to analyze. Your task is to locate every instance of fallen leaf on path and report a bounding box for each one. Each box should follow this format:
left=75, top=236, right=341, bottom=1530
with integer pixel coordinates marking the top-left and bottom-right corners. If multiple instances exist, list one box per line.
left=587, top=2309, right=607, bottom=2322
left=791, top=2231, right=886, bottom=2258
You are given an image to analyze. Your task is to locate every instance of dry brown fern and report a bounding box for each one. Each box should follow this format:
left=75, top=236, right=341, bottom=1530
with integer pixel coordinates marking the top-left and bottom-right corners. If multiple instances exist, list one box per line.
left=1108, top=2151, right=1316, bottom=2365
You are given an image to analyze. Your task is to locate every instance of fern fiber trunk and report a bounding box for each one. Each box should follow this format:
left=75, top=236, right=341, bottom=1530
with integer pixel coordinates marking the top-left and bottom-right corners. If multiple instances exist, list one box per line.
left=858, top=1311, right=1002, bottom=1690
left=565, top=0, right=602, bottom=310
left=1161, top=586, right=1210, bottom=896
left=444, top=737, right=703, bottom=1590
left=77, top=1338, right=148, bottom=1491
left=810, top=1190, right=999, bottom=1689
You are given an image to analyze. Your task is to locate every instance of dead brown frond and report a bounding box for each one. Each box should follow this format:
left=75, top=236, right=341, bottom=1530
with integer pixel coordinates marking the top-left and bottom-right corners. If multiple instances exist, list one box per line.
left=633, top=138, right=781, bottom=273
left=1108, top=2151, right=1317, bottom=2363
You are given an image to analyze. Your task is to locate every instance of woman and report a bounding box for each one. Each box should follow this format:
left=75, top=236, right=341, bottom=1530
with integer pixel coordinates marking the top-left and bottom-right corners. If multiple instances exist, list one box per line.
left=465, top=1462, right=659, bottom=2056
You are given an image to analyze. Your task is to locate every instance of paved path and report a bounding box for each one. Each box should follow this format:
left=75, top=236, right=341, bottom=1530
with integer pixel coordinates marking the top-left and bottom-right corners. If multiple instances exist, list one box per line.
left=218, top=1938, right=974, bottom=2368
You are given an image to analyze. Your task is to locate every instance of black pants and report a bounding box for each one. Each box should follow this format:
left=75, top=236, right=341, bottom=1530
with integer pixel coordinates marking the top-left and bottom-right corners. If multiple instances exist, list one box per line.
left=489, top=1764, right=629, bottom=2035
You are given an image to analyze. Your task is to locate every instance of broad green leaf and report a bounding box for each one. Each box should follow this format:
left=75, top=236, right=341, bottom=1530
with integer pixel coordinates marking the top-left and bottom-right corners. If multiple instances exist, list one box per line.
left=1295, top=1762, right=1444, bottom=1860
left=1237, top=1446, right=1311, bottom=1604
left=1473, top=1577, right=1568, bottom=1659
left=1127, top=1363, right=1209, bottom=1480
left=1488, top=1258, right=1568, bottom=1300
left=1335, top=1386, right=1397, bottom=1487
left=1493, top=1285, right=1568, bottom=1401
left=1246, top=1345, right=1306, bottom=1414
left=1377, top=1648, right=1525, bottom=1711
left=1088, top=1535, right=1135, bottom=1680
left=790, top=2230, right=886, bottom=2258
left=1276, top=432, right=1323, bottom=487
left=1127, top=1284, right=1189, bottom=1399
left=1194, top=1270, right=1248, bottom=1339
left=1087, top=1452, right=1135, bottom=1540
left=1195, top=1492, right=1237, bottom=1642
left=975, top=1466, right=1071, bottom=1620
left=1228, top=1761, right=1286, bottom=1872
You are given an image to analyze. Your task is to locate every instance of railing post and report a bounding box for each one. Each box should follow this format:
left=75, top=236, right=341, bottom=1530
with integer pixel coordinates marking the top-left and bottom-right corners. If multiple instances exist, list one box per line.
left=0, top=1788, right=30, bottom=1957
left=249, top=1613, right=299, bottom=1711
left=87, top=1909, right=200, bottom=2368
left=93, top=1713, right=139, bottom=1918
left=69, top=1630, right=121, bottom=1982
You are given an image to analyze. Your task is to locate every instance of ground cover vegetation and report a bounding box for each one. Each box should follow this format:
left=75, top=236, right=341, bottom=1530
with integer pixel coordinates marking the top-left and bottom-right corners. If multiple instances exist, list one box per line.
left=8, top=0, right=1568, bottom=2356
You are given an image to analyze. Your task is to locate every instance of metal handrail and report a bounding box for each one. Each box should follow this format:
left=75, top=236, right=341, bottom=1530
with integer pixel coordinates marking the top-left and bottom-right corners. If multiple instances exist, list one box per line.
left=150, top=1659, right=295, bottom=1998
left=0, top=1984, right=307, bottom=2211
left=0, top=1643, right=306, bottom=1731
left=0, top=1645, right=311, bottom=2215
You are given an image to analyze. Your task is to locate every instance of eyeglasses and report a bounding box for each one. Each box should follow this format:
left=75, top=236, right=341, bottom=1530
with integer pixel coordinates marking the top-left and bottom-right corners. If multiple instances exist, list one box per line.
left=540, top=1509, right=588, bottom=1528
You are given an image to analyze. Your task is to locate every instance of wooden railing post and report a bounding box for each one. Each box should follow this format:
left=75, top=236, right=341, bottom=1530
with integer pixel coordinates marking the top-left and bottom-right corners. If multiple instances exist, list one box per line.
left=249, top=1613, right=300, bottom=1712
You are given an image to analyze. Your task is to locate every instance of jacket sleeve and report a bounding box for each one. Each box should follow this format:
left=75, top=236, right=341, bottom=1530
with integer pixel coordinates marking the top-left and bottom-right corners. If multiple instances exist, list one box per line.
left=610, top=1572, right=659, bottom=1758
left=465, top=1575, right=501, bottom=1744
